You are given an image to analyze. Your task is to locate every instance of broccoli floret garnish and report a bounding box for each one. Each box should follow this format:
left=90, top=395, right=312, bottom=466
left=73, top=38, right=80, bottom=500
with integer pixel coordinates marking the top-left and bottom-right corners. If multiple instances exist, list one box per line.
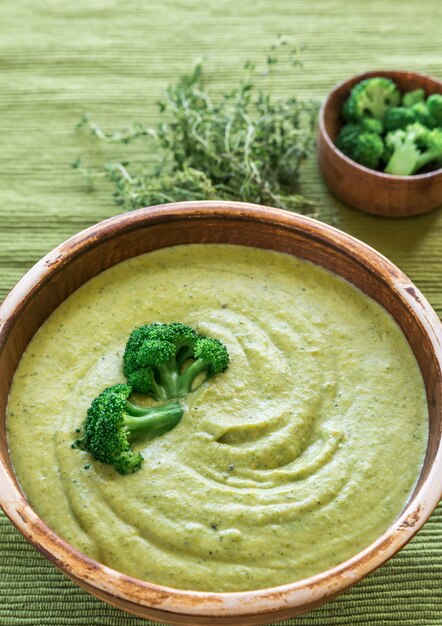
left=343, top=77, right=401, bottom=122
left=402, top=88, right=425, bottom=108
left=384, top=123, right=442, bottom=176
left=123, top=322, right=229, bottom=399
left=335, top=123, right=384, bottom=169
left=384, top=106, right=417, bottom=131
left=73, top=383, right=183, bottom=474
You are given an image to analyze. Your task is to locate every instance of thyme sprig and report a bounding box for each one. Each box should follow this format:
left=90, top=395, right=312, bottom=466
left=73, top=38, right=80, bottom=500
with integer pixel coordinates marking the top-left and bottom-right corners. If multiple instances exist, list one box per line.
left=74, top=39, right=319, bottom=212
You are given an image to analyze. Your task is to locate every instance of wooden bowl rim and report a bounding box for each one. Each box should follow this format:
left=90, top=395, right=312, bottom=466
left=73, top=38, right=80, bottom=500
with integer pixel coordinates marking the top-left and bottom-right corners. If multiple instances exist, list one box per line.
left=1, top=200, right=442, bottom=620
left=319, top=69, right=442, bottom=181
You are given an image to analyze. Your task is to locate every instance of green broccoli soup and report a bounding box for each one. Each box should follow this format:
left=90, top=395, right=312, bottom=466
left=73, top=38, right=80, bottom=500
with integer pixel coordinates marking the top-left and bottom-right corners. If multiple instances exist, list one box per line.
left=7, top=244, right=428, bottom=592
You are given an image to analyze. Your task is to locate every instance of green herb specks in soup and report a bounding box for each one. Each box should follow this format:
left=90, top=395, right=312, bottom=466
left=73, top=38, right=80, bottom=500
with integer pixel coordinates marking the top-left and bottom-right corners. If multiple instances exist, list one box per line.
left=7, top=245, right=428, bottom=592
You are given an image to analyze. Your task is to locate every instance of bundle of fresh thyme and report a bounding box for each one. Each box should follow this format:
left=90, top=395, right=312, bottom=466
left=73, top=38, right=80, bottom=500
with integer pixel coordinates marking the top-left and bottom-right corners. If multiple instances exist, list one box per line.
left=74, top=39, right=319, bottom=212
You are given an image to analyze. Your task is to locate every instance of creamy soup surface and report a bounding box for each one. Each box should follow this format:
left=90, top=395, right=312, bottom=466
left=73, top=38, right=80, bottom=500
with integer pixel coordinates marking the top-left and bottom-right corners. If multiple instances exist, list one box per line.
left=7, top=244, right=428, bottom=592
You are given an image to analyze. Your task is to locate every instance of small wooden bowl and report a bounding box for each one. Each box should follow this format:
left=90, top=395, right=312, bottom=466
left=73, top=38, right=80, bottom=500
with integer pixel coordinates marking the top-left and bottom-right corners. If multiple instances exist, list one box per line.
left=1, top=201, right=442, bottom=624
left=318, top=70, right=442, bottom=217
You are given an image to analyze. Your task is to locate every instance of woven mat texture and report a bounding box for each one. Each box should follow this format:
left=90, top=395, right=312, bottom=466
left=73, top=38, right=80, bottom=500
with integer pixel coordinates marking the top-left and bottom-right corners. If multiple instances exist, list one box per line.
left=1, top=1, right=442, bottom=624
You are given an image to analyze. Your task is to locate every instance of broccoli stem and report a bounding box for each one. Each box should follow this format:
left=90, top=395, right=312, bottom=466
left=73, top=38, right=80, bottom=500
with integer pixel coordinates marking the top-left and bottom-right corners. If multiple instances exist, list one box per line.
left=385, top=136, right=420, bottom=176
left=176, top=358, right=208, bottom=395
left=176, top=345, right=195, bottom=367
left=125, top=399, right=154, bottom=416
left=416, top=150, right=440, bottom=172
left=124, top=400, right=183, bottom=439
left=156, top=359, right=180, bottom=399
left=148, top=378, right=169, bottom=402
left=150, top=357, right=209, bottom=399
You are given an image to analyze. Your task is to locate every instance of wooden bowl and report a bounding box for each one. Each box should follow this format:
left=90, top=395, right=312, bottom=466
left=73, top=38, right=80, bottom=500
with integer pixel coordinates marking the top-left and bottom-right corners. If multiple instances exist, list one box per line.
left=1, top=201, right=442, bottom=624
left=318, top=70, right=442, bottom=217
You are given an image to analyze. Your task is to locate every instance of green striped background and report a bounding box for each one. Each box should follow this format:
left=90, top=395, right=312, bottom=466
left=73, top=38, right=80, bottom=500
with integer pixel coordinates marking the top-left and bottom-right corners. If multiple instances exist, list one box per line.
left=1, top=1, right=441, bottom=624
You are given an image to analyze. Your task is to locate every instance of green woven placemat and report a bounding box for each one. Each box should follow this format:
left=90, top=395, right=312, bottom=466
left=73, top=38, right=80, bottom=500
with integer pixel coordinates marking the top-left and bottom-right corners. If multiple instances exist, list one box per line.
left=1, top=1, right=441, bottom=624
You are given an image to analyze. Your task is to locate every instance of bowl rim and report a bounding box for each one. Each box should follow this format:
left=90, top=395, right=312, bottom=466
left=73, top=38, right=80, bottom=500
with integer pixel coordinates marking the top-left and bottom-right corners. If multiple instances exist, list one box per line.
left=1, top=200, right=442, bottom=620
left=319, top=68, right=442, bottom=181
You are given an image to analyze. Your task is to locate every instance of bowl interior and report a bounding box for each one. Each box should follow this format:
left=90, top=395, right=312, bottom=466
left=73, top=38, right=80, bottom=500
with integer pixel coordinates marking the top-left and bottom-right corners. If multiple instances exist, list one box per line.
left=1, top=202, right=441, bottom=624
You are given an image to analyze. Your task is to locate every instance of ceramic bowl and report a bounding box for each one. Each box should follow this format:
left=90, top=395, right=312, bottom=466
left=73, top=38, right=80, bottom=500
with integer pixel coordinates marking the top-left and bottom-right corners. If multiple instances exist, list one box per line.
left=318, top=70, right=442, bottom=217
left=1, top=201, right=442, bottom=624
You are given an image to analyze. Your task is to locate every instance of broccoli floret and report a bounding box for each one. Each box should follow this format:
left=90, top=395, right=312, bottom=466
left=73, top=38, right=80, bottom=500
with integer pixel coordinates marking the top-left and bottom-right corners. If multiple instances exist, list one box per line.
left=123, top=322, right=229, bottom=399
left=384, top=123, right=442, bottom=176
left=427, top=94, right=442, bottom=125
left=402, top=88, right=425, bottom=108
left=360, top=117, right=384, bottom=134
left=415, top=125, right=442, bottom=169
left=384, top=106, right=417, bottom=131
left=335, top=123, right=384, bottom=169
left=73, top=383, right=183, bottom=474
left=411, top=101, right=439, bottom=129
left=383, top=128, right=419, bottom=173
left=343, top=77, right=401, bottom=122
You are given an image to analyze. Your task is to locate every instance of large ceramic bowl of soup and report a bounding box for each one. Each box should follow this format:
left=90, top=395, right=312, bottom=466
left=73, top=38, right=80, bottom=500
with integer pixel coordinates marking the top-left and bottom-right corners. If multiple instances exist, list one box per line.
left=0, top=201, right=441, bottom=625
